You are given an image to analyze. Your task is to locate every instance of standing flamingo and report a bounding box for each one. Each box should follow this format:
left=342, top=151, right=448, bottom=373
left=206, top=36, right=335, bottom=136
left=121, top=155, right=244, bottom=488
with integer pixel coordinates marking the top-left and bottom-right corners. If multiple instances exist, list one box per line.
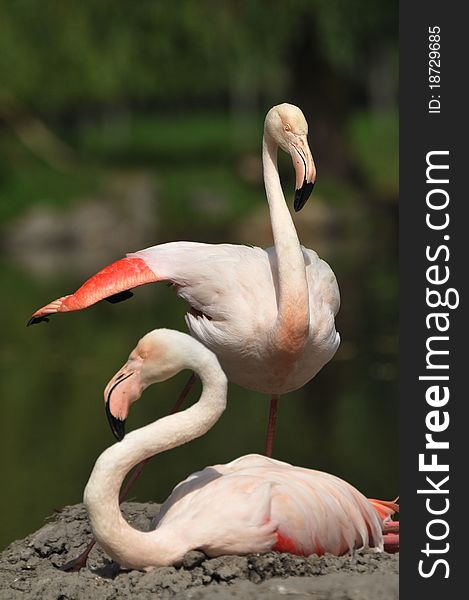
left=84, top=328, right=397, bottom=570
left=28, top=103, right=340, bottom=456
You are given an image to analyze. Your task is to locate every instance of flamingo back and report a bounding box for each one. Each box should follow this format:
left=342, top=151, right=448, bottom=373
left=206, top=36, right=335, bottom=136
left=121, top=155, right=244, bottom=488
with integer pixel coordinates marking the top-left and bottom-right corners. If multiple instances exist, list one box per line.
left=150, top=454, right=385, bottom=559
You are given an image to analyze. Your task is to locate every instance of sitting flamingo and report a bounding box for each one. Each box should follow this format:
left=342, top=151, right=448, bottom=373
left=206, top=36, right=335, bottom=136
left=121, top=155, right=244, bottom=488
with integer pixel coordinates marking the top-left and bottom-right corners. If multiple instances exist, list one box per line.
left=83, top=329, right=398, bottom=570
left=29, top=103, right=340, bottom=457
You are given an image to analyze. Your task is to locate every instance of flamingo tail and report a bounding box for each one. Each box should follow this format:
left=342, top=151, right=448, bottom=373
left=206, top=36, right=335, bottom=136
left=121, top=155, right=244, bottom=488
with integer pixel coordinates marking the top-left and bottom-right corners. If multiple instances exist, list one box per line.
left=368, top=497, right=399, bottom=554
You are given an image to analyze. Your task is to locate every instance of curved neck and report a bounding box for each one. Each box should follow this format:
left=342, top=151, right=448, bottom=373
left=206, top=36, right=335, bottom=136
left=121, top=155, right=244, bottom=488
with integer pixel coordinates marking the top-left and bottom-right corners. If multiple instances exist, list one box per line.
left=84, top=356, right=227, bottom=568
left=263, top=134, right=309, bottom=353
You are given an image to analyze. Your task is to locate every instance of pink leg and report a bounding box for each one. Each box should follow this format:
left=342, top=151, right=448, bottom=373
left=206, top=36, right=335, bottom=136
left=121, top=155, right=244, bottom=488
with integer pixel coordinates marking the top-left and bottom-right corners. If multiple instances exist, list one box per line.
left=383, top=519, right=399, bottom=553
left=58, top=539, right=95, bottom=572
left=264, top=395, right=280, bottom=458
left=169, top=372, right=198, bottom=414
left=383, top=533, right=399, bottom=553
left=383, top=520, right=399, bottom=534
left=58, top=373, right=197, bottom=572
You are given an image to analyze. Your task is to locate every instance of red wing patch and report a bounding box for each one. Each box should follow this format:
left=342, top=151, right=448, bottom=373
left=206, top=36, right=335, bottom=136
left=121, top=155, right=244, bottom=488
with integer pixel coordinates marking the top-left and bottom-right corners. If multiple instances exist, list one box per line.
left=273, top=532, right=305, bottom=555
left=29, top=257, right=159, bottom=322
left=66, top=257, right=158, bottom=310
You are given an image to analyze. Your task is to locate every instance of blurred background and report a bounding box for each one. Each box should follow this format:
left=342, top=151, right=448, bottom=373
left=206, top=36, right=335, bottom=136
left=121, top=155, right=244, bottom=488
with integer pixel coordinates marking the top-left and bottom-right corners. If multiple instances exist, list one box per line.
left=0, top=0, right=397, bottom=550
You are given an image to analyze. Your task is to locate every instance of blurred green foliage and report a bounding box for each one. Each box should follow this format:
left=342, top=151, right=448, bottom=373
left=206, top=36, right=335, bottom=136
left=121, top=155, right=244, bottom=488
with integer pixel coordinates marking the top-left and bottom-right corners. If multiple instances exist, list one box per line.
left=1, top=0, right=396, bottom=109
left=74, top=114, right=259, bottom=163
left=1, top=0, right=398, bottom=223
left=349, top=111, right=399, bottom=198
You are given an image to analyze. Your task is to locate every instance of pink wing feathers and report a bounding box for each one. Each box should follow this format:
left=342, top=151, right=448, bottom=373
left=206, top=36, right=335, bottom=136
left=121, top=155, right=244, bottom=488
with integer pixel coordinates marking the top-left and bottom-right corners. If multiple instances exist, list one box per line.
left=149, top=454, right=397, bottom=558
left=369, top=498, right=400, bottom=553
left=28, top=242, right=275, bottom=327
left=28, top=256, right=160, bottom=325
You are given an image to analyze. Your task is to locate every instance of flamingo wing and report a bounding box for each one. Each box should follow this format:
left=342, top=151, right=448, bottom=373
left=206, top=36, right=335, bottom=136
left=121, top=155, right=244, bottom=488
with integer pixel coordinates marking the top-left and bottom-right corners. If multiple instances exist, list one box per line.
left=28, top=242, right=277, bottom=329
left=149, top=454, right=388, bottom=559
left=303, top=247, right=340, bottom=319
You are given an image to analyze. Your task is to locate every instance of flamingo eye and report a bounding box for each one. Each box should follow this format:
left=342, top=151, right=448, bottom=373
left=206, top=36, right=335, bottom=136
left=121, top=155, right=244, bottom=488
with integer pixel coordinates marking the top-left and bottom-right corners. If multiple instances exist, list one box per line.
left=134, top=345, right=149, bottom=360
left=284, top=123, right=291, bottom=132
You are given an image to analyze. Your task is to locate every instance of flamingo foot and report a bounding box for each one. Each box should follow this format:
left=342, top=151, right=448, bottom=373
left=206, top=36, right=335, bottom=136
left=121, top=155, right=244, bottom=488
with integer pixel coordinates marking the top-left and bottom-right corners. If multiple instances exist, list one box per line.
left=56, top=540, right=95, bottom=572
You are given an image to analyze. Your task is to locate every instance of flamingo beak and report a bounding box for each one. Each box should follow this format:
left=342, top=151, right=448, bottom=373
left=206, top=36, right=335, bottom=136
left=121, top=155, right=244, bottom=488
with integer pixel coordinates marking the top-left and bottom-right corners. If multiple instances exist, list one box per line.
left=104, top=368, right=143, bottom=441
left=105, top=394, right=126, bottom=441
left=290, top=135, right=316, bottom=212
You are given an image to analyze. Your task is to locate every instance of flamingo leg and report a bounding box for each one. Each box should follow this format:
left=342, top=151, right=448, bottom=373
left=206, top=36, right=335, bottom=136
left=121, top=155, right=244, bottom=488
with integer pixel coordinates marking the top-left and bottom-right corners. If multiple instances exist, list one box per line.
left=169, top=372, right=198, bottom=414
left=264, top=395, right=280, bottom=458
left=57, top=539, right=95, bottom=572
left=383, top=519, right=400, bottom=553
left=58, top=373, right=197, bottom=572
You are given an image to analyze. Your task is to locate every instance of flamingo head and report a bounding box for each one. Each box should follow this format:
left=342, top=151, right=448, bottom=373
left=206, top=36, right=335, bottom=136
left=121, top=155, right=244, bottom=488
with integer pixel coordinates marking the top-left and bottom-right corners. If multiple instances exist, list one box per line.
left=104, top=329, right=196, bottom=441
left=264, top=103, right=317, bottom=211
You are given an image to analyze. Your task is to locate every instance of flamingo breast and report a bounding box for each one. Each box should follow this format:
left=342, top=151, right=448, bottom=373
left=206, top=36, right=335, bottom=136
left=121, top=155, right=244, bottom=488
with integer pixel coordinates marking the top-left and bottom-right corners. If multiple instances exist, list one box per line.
left=133, top=242, right=340, bottom=394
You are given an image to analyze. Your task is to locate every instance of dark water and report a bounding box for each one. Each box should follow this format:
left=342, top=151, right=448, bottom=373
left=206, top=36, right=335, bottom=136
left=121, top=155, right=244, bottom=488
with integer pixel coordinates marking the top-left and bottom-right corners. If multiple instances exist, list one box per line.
left=0, top=195, right=397, bottom=550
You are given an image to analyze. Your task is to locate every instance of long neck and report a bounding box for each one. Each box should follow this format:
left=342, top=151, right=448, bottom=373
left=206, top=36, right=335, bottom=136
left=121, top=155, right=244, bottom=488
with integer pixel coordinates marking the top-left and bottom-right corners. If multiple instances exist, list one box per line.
left=263, top=134, right=309, bottom=353
left=84, top=356, right=227, bottom=569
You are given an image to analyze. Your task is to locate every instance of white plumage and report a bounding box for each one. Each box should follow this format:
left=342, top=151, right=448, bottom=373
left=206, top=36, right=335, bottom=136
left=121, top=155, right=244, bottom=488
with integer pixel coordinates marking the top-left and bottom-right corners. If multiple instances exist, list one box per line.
left=30, top=103, right=341, bottom=450
left=84, top=329, right=393, bottom=571
left=132, top=241, right=339, bottom=393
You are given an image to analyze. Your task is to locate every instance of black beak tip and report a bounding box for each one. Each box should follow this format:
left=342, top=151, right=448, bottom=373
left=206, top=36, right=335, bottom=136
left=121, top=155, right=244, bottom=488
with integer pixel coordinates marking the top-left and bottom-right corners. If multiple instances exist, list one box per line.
left=105, top=399, right=126, bottom=441
left=294, top=180, right=315, bottom=212
left=27, top=315, right=50, bottom=326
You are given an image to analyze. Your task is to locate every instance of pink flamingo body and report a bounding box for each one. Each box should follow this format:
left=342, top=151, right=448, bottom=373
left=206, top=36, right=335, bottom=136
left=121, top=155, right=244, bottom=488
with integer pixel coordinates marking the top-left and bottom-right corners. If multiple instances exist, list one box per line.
left=63, top=242, right=336, bottom=395
left=84, top=329, right=397, bottom=570
left=29, top=104, right=340, bottom=445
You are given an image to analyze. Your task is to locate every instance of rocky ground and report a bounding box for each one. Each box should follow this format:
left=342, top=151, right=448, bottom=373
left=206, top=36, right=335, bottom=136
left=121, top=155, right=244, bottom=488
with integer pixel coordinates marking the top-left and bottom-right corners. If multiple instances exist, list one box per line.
left=0, top=503, right=399, bottom=600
